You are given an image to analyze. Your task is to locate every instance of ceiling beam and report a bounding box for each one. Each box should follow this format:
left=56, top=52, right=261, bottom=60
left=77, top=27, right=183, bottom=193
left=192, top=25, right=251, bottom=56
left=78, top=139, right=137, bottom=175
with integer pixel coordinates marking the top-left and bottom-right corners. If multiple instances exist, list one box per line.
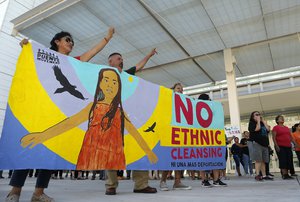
left=200, top=0, right=243, bottom=76
left=11, top=0, right=81, bottom=35
left=142, top=32, right=299, bottom=72
left=200, top=0, right=226, bottom=48
left=259, top=0, right=275, bottom=71
left=137, top=0, right=215, bottom=82
left=80, top=0, right=190, bottom=85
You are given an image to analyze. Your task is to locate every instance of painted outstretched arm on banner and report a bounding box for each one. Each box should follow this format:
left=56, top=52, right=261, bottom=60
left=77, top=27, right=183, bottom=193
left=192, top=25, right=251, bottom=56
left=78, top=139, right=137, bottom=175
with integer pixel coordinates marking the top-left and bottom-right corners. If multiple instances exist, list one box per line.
left=20, top=102, right=93, bottom=148
left=124, top=112, right=158, bottom=164
left=20, top=102, right=157, bottom=164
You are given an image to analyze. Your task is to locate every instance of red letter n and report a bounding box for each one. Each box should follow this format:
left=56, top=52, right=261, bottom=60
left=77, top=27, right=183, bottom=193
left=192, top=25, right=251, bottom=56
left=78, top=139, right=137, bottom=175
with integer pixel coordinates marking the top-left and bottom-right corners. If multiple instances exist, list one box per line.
left=175, top=94, right=193, bottom=125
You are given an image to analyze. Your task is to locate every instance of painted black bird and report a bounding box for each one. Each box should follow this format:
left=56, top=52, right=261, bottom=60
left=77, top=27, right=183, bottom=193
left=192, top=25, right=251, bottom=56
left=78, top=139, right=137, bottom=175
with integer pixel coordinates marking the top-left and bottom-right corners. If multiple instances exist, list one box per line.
left=52, top=65, right=87, bottom=100
left=144, top=122, right=156, bottom=133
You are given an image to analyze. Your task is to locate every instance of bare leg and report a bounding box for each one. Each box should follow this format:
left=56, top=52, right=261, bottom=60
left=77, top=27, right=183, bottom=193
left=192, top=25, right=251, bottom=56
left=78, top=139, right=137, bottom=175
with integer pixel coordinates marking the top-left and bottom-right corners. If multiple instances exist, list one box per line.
left=174, top=171, right=181, bottom=185
left=33, top=188, right=44, bottom=196
left=160, top=171, right=168, bottom=183
left=9, top=187, right=22, bottom=196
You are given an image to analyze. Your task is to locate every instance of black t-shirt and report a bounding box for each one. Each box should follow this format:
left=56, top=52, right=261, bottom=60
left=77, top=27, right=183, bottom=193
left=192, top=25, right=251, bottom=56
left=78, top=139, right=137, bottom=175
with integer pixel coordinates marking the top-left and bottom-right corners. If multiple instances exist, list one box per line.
left=248, top=121, right=269, bottom=147
left=231, top=144, right=241, bottom=155
left=240, top=138, right=249, bottom=155
left=125, top=66, right=136, bottom=75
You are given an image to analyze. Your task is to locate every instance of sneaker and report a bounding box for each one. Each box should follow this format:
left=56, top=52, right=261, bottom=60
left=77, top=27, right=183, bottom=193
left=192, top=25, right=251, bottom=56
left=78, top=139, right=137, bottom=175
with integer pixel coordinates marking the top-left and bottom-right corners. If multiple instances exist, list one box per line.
left=213, top=179, right=227, bottom=187
left=201, top=180, right=212, bottom=188
left=167, top=175, right=174, bottom=180
left=159, top=181, right=169, bottom=191
left=5, top=194, right=20, bottom=202
left=255, top=175, right=263, bottom=181
left=173, top=182, right=192, bottom=190
left=31, top=193, right=54, bottom=202
left=267, top=173, right=274, bottom=177
left=262, top=176, right=274, bottom=180
left=254, top=175, right=264, bottom=181
left=282, top=174, right=294, bottom=180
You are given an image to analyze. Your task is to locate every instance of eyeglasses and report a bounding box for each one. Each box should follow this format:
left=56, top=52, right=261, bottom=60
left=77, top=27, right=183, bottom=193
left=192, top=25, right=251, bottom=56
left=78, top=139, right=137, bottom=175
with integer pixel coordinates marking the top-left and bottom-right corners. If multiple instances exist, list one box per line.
left=64, top=37, right=74, bottom=45
left=254, top=113, right=260, bottom=116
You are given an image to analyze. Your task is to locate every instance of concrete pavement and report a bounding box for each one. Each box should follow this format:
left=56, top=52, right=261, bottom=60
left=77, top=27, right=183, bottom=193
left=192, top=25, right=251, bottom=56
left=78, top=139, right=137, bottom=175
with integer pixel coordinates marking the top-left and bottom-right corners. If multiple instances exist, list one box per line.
left=1, top=173, right=300, bottom=202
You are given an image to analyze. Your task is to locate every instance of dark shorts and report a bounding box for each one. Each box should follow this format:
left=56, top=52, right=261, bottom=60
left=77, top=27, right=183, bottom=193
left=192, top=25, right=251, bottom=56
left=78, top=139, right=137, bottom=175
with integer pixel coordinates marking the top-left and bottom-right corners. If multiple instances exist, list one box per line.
left=276, top=146, right=293, bottom=169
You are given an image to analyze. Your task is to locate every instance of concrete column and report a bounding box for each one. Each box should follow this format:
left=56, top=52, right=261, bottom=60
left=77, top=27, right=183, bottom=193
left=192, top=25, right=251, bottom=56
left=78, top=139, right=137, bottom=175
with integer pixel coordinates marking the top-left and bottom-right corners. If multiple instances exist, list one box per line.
left=224, top=48, right=241, bottom=133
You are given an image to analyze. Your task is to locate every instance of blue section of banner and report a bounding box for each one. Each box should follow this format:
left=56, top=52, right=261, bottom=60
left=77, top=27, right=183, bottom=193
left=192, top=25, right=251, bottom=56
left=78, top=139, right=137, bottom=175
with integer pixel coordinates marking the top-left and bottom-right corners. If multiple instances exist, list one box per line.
left=171, top=93, right=224, bottom=129
left=0, top=106, right=75, bottom=169
left=68, top=57, right=139, bottom=101
left=0, top=43, right=226, bottom=170
left=126, top=143, right=226, bottom=170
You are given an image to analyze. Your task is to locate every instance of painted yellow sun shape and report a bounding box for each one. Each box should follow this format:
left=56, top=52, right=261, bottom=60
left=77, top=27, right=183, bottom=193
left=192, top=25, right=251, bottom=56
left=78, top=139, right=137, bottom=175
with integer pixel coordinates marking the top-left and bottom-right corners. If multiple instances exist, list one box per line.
left=128, top=76, right=134, bottom=83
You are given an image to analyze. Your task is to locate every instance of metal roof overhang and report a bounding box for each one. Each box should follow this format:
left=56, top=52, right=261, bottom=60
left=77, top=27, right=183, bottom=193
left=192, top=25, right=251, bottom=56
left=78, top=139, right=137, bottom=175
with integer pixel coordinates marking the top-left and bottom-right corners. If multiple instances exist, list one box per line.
left=9, top=0, right=300, bottom=117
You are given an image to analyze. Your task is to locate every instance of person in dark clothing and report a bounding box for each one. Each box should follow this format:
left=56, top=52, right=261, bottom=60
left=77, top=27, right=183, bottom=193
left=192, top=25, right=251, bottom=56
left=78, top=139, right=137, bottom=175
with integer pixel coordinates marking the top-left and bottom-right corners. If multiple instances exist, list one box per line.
left=231, top=137, right=243, bottom=176
left=265, top=146, right=274, bottom=177
left=240, top=131, right=253, bottom=175
left=0, top=170, right=4, bottom=178
left=272, top=115, right=294, bottom=179
left=198, top=94, right=227, bottom=187
left=248, top=111, right=273, bottom=181
left=91, top=170, right=105, bottom=180
left=117, top=170, right=124, bottom=180
left=52, top=170, right=64, bottom=179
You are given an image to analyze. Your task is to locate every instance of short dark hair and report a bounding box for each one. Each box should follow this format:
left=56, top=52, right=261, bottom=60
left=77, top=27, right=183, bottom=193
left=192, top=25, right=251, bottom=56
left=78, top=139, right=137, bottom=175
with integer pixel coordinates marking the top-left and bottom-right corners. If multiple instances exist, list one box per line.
left=292, top=123, right=300, bottom=133
left=50, top=31, right=72, bottom=51
left=108, top=52, right=122, bottom=59
left=198, top=93, right=210, bottom=101
left=275, top=115, right=283, bottom=124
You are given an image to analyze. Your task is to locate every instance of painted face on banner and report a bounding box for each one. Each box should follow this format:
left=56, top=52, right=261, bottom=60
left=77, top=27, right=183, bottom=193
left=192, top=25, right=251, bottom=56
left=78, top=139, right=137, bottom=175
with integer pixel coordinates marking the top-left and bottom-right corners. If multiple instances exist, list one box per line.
left=100, top=70, right=119, bottom=101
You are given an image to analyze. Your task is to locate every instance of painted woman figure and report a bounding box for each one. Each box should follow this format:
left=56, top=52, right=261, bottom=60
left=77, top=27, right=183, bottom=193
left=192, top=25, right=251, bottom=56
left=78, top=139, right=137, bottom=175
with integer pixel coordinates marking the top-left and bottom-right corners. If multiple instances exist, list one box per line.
left=6, top=28, right=115, bottom=202
left=21, top=68, right=158, bottom=170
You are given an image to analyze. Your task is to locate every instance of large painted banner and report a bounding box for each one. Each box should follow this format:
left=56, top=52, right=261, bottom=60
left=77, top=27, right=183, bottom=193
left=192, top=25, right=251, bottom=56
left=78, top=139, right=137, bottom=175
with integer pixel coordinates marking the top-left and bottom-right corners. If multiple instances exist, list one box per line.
left=0, top=42, right=226, bottom=170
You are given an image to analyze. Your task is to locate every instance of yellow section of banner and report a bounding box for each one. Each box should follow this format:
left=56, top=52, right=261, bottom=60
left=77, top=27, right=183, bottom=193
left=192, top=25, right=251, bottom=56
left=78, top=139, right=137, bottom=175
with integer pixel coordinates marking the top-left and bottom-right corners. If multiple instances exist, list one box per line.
left=124, top=86, right=172, bottom=164
left=8, top=43, right=84, bottom=164
left=160, top=127, right=226, bottom=147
